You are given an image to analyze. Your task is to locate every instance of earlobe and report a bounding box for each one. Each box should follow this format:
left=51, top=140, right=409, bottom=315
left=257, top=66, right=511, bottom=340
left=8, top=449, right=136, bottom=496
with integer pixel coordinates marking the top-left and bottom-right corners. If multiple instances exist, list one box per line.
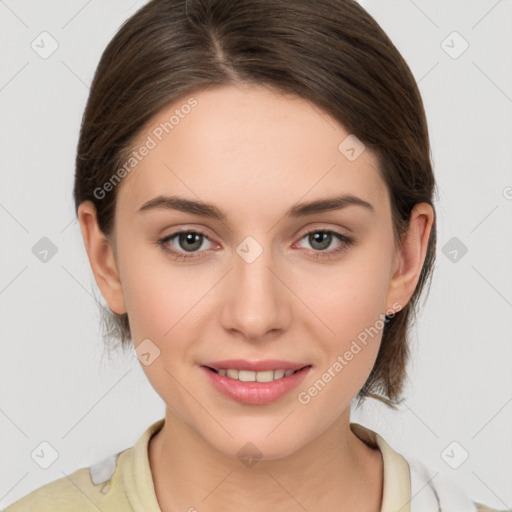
left=77, top=201, right=127, bottom=315
left=385, top=203, right=434, bottom=311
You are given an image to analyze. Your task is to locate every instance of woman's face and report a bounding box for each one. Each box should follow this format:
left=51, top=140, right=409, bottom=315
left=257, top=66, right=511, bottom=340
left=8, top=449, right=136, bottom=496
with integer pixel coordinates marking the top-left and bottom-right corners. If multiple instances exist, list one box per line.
left=104, top=83, right=409, bottom=458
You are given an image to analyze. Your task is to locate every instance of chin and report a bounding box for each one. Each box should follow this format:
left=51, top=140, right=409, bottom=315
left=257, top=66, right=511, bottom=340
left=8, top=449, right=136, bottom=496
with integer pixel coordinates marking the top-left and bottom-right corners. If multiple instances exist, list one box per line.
left=195, top=417, right=313, bottom=463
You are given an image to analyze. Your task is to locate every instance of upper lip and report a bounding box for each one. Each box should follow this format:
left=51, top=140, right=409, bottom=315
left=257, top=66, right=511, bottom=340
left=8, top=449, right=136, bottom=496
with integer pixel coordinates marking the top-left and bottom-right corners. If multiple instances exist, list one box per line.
left=202, top=359, right=311, bottom=372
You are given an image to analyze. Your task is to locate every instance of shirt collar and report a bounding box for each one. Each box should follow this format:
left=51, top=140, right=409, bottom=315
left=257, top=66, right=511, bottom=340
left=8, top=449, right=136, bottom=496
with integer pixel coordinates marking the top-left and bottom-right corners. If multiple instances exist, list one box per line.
left=350, top=421, right=411, bottom=512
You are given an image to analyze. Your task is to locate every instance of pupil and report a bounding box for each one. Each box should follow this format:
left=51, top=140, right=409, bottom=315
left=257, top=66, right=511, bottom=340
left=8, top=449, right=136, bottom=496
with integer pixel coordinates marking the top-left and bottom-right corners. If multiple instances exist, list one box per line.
left=310, top=232, right=331, bottom=250
left=180, top=233, right=202, bottom=252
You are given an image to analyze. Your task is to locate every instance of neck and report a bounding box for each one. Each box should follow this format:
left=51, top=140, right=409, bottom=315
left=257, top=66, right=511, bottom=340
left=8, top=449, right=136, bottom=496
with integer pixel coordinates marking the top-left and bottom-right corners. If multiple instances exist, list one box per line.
left=148, top=408, right=383, bottom=512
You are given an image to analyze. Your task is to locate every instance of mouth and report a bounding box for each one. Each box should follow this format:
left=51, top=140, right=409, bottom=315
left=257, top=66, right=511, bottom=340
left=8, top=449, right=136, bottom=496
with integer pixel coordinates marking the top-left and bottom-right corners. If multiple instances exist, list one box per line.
left=203, top=366, right=309, bottom=382
left=200, top=360, right=312, bottom=405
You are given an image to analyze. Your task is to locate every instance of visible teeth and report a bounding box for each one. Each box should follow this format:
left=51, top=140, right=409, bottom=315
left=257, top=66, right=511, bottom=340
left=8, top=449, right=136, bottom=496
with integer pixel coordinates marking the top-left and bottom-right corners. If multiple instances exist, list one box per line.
left=238, top=370, right=256, bottom=381
left=256, top=370, right=274, bottom=382
left=273, top=369, right=285, bottom=379
left=227, top=369, right=239, bottom=379
left=216, top=368, right=300, bottom=382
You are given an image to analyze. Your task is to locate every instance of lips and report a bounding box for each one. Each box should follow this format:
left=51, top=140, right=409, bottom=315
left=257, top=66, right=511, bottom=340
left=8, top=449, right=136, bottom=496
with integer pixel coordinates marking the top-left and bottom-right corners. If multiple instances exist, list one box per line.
left=202, top=359, right=310, bottom=372
left=200, top=359, right=312, bottom=405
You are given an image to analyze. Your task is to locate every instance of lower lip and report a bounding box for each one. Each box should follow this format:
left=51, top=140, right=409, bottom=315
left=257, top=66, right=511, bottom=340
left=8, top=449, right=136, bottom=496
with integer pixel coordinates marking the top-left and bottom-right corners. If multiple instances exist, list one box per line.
left=201, top=365, right=312, bottom=405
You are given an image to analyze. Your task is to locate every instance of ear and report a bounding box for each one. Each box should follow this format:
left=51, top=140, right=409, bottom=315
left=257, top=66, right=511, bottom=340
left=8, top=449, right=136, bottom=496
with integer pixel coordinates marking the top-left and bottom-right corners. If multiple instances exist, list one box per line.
left=385, top=202, right=435, bottom=312
left=77, top=200, right=127, bottom=315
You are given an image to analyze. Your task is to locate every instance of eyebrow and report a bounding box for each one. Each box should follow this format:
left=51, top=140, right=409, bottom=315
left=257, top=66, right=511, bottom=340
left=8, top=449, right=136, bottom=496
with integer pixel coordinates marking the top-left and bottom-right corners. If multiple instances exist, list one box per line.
left=137, top=193, right=375, bottom=220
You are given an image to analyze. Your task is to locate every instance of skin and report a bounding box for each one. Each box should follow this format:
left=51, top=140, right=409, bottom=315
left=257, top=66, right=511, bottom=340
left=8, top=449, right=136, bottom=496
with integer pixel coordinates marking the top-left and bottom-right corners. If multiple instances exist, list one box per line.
left=78, top=83, right=434, bottom=512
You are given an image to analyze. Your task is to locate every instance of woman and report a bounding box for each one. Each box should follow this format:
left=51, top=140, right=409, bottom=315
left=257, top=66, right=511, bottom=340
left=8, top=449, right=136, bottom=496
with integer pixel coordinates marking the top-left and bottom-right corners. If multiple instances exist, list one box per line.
left=4, top=0, right=506, bottom=511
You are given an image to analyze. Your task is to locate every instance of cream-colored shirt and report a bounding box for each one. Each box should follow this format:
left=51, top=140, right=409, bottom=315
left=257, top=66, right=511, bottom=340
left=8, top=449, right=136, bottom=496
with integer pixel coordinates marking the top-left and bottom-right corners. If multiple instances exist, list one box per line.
left=2, top=419, right=502, bottom=512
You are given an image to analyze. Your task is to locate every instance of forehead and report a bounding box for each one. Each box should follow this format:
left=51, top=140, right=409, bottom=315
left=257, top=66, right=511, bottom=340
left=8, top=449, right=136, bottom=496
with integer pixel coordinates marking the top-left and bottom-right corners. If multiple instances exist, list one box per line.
left=116, top=84, right=388, bottom=220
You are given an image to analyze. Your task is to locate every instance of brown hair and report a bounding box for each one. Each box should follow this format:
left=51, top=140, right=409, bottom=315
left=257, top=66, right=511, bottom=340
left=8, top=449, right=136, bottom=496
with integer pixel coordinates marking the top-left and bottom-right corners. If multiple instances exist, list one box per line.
left=74, top=0, right=437, bottom=410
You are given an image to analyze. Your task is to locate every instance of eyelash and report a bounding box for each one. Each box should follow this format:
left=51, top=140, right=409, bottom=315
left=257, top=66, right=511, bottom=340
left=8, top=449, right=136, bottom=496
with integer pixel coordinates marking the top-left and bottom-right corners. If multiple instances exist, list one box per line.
left=157, top=228, right=354, bottom=262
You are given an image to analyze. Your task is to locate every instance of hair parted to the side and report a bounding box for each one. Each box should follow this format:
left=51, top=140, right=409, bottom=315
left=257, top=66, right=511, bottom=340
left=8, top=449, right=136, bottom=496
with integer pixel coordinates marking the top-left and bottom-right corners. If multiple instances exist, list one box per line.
left=73, top=0, right=437, bottom=410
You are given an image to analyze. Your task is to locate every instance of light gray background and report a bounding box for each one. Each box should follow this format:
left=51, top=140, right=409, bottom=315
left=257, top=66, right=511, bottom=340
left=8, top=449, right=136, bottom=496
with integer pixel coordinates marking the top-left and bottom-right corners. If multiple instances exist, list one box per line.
left=0, top=0, right=511, bottom=509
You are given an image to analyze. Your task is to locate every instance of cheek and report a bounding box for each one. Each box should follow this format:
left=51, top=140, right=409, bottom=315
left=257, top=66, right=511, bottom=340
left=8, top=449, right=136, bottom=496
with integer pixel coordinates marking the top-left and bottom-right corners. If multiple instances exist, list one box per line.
left=115, top=238, right=167, bottom=330
left=294, top=239, right=394, bottom=383
left=293, top=263, right=390, bottom=419
left=117, top=245, right=209, bottom=404
left=119, top=259, right=170, bottom=340
left=302, top=251, right=392, bottom=338
left=117, top=241, right=215, bottom=344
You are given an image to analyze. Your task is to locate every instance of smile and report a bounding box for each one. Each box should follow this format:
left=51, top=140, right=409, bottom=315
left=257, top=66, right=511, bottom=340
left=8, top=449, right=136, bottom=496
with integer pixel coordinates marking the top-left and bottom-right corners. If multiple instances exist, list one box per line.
left=206, top=367, right=302, bottom=382
left=201, top=361, right=312, bottom=405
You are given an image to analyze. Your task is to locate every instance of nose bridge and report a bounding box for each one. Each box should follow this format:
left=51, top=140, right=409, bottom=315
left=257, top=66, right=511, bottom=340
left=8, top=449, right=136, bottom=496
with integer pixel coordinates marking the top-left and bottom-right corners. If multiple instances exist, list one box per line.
left=220, top=234, right=289, bottom=339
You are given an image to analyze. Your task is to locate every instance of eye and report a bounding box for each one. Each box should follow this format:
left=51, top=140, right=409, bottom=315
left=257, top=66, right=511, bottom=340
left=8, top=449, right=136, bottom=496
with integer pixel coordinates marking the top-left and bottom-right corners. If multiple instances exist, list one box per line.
left=157, top=230, right=215, bottom=261
left=295, top=229, right=353, bottom=260
left=157, top=228, right=354, bottom=262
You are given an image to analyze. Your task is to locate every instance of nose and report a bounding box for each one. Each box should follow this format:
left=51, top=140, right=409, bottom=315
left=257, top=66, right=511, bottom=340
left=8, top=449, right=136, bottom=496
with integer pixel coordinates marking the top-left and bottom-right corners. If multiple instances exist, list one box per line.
left=219, top=242, right=291, bottom=342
